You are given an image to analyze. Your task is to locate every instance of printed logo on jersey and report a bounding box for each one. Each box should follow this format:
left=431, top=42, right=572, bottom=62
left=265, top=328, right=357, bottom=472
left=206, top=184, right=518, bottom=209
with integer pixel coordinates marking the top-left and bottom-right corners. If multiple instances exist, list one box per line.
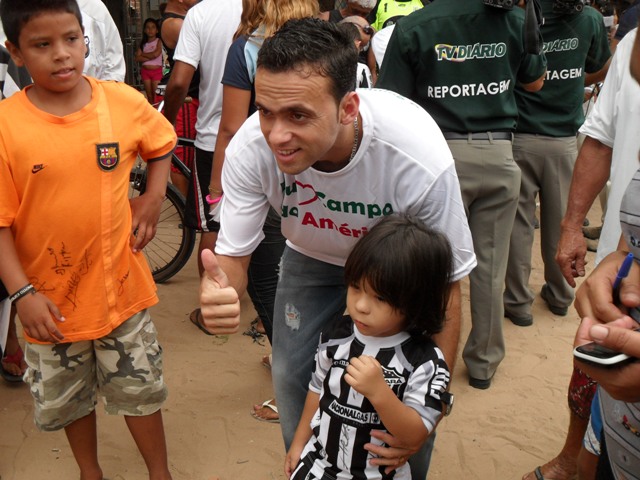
left=31, top=164, right=46, bottom=174
left=435, top=42, right=507, bottom=62
left=429, top=364, right=451, bottom=398
left=427, top=80, right=511, bottom=99
left=328, top=399, right=381, bottom=427
left=543, top=37, right=579, bottom=53
left=280, top=180, right=393, bottom=239
left=96, top=143, right=120, bottom=171
left=545, top=67, right=583, bottom=81
left=381, top=365, right=405, bottom=386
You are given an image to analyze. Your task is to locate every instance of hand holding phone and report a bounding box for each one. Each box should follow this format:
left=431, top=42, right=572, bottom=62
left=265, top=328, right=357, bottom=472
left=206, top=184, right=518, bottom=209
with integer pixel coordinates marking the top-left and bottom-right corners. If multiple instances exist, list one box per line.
left=573, top=254, right=638, bottom=367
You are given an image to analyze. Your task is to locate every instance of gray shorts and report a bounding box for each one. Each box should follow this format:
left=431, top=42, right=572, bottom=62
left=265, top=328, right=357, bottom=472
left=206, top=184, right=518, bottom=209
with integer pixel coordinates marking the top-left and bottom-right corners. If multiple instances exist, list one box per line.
left=24, top=310, right=168, bottom=431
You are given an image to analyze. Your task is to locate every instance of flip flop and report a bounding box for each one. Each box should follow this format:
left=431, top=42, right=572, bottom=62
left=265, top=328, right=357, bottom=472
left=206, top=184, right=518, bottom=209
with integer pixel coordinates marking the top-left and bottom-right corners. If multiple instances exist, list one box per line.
left=534, top=466, right=545, bottom=480
left=1, top=346, right=26, bottom=383
left=189, top=308, right=214, bottom=336
left=251, top=398, right=279, bottom=423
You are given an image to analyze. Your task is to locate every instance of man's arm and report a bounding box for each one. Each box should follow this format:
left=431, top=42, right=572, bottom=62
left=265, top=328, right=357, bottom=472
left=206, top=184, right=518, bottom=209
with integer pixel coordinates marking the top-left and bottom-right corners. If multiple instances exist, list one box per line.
left=585, top=58, right=611, bottom=86
left=160, top=17, right=184, bottom=50
left=199, top=250, right=250, bottom=334
left=432, top=280, right=461, bottom=372
left=556, top=136, right=613, bottom=286
left=163, top=60, right=195, bottom=124
left=519, top=71, right=545, bottom=92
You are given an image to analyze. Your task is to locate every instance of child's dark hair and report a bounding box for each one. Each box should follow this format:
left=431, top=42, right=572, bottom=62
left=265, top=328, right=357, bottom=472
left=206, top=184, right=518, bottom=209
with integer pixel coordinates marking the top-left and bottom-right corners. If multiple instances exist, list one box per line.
left=0, top=0, right=83, bottom=47
left=344, top=214, right=453, bottom=338
left=257, top=17, right=357, bottom=105
left=140, top=18, right=159, bottom=50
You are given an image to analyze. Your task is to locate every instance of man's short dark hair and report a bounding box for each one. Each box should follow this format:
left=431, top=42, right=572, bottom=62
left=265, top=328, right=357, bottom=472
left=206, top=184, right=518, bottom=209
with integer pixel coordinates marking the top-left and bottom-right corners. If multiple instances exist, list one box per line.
left=344, top=214, right=453, bottom=338
left=1, top=0, right=83, bottom=47
left=257, top=17, right=358, bottom=104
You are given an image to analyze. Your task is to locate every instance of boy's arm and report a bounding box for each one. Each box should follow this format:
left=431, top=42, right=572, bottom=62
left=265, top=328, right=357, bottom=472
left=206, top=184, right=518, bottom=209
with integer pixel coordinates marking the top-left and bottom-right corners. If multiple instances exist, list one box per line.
left=129, top=154, right=171, bottom=253
left=284, top=390, right=319, bottom=479
left=0, top=228, right=65, bottom=343
left=345, top=356, right=429, bottom=450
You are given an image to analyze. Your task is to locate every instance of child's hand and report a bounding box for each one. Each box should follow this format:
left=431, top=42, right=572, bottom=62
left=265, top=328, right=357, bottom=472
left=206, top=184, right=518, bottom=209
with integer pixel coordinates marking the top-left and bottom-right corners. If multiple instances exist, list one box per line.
left=15, top=293, right=65, bottom=343
left=284, top=444, right=304, bottom=479
left=129, top=192, right=164, bottom=253
left=345, top=355, right=388, bottom=400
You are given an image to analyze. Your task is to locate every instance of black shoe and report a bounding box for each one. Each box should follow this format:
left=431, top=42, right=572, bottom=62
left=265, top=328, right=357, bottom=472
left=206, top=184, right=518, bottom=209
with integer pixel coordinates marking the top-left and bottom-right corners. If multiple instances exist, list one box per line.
left=540, top=285, right=568, bottom=316
left=505, top=310, right=533, bottom=327
left=469, top=374, right=494, bottom=390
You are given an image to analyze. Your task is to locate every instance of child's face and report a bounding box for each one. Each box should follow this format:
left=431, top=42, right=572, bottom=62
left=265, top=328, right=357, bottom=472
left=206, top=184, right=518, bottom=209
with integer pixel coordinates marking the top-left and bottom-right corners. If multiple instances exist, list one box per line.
left=347, top=280, right=406, bottom=337
left=6, top=12, right=86, bottom=96
left=144, top=22, right=158, bottom=38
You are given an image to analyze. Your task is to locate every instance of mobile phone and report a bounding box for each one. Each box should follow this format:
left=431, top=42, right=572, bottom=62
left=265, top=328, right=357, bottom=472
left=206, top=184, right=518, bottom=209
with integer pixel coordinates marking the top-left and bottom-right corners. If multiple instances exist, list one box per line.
left=573, top=342, right=632, bottom=367
left=573, top=327, right=640, bottom=367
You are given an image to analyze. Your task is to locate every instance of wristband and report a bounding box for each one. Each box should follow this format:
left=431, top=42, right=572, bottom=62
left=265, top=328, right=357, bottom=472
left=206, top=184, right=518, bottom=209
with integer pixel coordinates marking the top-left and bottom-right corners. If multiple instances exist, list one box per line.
left=9, top=283, right=36, bottom=303
left=206, top=193, right=223, bottom=205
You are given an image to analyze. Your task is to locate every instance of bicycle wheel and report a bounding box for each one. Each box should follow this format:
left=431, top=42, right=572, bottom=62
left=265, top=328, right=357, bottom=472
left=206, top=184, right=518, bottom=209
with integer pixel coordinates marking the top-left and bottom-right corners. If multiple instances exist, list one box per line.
left=129, top=168, right=196, bottom=283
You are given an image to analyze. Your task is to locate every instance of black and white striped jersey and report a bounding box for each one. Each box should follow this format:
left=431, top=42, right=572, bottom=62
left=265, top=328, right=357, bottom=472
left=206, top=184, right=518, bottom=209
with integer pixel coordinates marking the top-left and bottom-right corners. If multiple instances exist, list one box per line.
left=292, top=315, right=450, bottom=480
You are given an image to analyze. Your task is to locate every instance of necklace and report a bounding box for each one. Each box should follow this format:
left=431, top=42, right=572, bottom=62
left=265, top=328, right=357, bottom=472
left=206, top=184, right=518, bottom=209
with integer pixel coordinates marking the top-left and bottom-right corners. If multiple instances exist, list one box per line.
left=349, top=116, right=359, bottom=163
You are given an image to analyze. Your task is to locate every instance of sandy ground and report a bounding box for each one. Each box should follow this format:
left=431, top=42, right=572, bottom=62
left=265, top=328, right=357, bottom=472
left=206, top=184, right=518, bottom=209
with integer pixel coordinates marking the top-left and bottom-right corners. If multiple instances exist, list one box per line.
left=0, top=205, right=602, bottom=480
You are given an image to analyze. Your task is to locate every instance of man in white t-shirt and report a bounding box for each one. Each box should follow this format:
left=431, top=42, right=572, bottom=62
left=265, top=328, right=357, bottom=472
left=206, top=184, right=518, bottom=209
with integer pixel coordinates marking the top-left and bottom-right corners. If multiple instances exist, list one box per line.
left=78, top=0, right=125, bottom=81
left=199, top=18, right=475, bottom=479
left=163, top=0, right=242, bottom=324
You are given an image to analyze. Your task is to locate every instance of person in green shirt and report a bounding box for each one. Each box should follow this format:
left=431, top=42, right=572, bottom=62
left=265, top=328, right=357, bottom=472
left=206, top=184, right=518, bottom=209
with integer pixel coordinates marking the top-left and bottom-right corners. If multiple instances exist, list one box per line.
left=377, top=0, right=546, bottom=390
left=504, top=1, right=610, bottom=330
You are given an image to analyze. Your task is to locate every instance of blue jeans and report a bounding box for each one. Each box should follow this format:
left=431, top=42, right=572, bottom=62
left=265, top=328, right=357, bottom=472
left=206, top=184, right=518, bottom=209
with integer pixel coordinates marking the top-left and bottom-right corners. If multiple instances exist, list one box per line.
left=271, top=247, right=435, bottom=478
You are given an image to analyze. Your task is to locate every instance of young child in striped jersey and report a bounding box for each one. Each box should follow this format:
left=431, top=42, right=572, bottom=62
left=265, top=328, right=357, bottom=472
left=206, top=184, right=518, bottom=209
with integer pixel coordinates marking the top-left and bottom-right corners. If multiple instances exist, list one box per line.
left=285, top=213, right=455, bottom=480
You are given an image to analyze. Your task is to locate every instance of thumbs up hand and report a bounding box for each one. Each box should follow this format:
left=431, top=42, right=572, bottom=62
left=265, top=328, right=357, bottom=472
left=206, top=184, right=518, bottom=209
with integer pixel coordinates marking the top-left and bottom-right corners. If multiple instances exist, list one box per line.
left=199, top=249, right=241, bottom=335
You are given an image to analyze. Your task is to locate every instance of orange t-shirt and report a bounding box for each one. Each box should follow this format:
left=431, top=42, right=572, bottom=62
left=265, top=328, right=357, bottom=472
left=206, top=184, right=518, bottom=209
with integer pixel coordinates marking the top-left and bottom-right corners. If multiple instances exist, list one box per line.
left=0, top=77, right=177, bottom=343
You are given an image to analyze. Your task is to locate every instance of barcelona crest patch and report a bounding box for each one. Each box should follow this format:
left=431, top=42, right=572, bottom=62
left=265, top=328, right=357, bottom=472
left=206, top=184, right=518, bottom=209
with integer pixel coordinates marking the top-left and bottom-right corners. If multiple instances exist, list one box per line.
left=96, top=143, right=120, bottom=171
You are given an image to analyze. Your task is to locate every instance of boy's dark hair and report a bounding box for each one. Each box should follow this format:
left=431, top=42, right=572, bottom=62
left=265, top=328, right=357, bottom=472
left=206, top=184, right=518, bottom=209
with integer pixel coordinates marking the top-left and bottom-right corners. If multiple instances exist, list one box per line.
left=257, top=17, right=357, bottom=104
left=344, top=214, right=453, bottom=338
left=1, top=0, right=83, bottom=46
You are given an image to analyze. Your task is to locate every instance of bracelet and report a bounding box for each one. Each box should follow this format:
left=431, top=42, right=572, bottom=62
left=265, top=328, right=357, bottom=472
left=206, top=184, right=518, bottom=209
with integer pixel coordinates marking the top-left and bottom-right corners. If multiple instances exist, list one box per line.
left=205, top=193, right=223, bottom=205
left=9, top=283, right=36, bottom=303
left=208, top=186, right=223, bottom=196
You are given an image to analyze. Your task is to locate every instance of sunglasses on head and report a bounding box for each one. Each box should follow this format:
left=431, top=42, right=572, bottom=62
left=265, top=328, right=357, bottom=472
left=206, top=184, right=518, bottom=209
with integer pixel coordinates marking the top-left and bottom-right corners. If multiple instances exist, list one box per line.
left=349, top=22, right=374, bottom=36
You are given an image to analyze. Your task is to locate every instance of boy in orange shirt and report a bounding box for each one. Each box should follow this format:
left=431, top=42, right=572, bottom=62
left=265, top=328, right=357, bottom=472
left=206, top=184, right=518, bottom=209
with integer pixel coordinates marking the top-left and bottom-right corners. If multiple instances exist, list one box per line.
left=0, top=1, right=176, bottom=479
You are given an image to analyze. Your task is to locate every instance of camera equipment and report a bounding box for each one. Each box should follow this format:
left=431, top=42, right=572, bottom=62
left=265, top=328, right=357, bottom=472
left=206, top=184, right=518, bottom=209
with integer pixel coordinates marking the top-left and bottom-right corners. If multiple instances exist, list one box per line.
left=483, top=0, right=515, bottom=8
left=553, top=0, right=585, bottom=13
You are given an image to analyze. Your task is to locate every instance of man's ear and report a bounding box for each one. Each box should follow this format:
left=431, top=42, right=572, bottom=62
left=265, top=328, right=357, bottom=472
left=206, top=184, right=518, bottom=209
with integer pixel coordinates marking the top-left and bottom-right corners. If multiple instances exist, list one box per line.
left=5, top=41, right=25, bottom=68
left=339, top=91, right=360, bottom=125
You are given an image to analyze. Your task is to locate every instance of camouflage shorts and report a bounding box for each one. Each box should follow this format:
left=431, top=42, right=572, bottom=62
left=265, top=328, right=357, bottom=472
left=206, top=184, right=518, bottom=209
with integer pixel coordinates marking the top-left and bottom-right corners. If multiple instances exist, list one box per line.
left=24, top=310, right=168, bottom=432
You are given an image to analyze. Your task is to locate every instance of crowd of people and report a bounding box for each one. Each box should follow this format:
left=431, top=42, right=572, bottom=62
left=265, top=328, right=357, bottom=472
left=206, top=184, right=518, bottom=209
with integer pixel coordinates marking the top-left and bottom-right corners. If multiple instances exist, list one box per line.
left=0, top=0, right=640, bottom=479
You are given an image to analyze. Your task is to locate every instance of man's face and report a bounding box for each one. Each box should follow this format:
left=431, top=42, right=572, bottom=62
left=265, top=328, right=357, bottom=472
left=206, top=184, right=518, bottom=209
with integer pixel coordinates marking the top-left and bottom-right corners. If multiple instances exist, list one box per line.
left=255, top=67, right=350, bottom=175
left=7, top=11, right=86, bottom=97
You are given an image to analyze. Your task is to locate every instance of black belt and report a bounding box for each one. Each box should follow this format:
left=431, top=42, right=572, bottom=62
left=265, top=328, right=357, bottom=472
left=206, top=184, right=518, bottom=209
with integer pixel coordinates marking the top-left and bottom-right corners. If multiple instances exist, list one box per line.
left=442, top=131, right=512, bottom=141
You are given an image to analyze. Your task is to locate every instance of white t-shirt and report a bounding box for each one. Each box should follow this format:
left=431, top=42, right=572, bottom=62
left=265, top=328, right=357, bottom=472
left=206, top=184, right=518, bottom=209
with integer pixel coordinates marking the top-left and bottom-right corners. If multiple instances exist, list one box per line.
left=78, top=0, right=126, bottom=81
left=217, top=88, right=476, bottom=281
left=173, top=0, right=242, bottom=150
left=579, top=29, right=640, bottom=264
left=371, top=25, right=395, bottom=69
